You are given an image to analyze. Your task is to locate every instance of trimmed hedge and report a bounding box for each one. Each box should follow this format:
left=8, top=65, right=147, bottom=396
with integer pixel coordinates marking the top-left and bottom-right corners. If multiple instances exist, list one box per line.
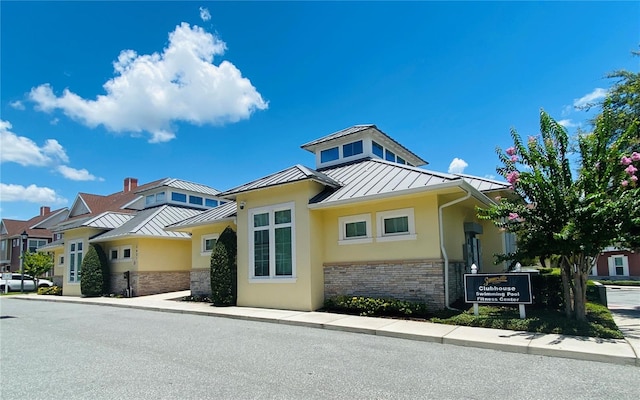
left=81, top=244, right=109, bottom=297
left=210, top=226, right=237, bottom=306
left=324, top=295, right=429, bottom=318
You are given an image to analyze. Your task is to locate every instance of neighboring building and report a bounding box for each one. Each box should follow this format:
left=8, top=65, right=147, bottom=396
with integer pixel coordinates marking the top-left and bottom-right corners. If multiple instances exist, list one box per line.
left=593, top=247, right=640, bottom=279
left=38, top=177, right=227, bottom=296
left=0, top=206, right=69, bottom=272
left=185, top=124, right=512, bottom=311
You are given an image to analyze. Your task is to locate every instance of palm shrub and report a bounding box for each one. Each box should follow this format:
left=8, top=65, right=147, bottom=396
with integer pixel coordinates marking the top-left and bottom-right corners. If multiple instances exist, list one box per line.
left=80, top=244, right=109, bottom=297
left=210, top=226, right=237, bottom=306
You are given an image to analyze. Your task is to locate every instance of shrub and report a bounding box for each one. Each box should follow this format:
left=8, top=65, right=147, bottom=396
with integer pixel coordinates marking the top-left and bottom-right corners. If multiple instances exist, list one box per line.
left=80, top=244, right=109, bottom=297
left=210, top=226, right=237, bottom=306
left=38, top=286, right=62, bottom=296
left=324, top=295, right=429, bottom=318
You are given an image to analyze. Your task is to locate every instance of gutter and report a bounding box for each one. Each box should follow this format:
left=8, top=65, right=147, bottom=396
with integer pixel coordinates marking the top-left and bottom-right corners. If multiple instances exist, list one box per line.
left=439, top=188, right=472, bottom=310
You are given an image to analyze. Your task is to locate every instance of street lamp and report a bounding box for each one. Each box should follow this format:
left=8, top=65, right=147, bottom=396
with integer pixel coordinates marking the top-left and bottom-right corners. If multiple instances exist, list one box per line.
left=20, top=230, right=27, bottom=293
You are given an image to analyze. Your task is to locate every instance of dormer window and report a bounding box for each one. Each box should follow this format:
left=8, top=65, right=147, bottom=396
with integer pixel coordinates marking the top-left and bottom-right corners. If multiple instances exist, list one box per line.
left=321, top=147, right=339, bottom=163
left=189, top=195, right=203, bottom=206
left=385, top=149, right=396, bottom=162
left=145, top=191, right=166, bottom=206
left=342, top=140, right=363, bottom=158
left=372, top=141, right=384, bottom=158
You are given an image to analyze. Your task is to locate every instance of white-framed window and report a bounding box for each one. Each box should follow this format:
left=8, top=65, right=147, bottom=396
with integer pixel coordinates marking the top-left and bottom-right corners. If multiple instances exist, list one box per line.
left=608, top=255, right=629, bottom=276
left=376, top=208, right=417, bottom=242
left=68, top=240, right=84, bottom=283
left=28, top=239, right=47, bottom=253
left=201, top=234, right=219, bottom=255
left=338, top=214, right=372, bottom=245
left=109, top=245, right=132, bottom=262
left=248, top=202, right=296, bottom=282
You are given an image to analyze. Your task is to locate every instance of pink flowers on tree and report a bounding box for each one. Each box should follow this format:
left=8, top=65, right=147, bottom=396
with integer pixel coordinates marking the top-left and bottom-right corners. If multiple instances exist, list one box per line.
left=506, top=170, right=520, bottom=186
left=621, top=152, right=640, bottom=187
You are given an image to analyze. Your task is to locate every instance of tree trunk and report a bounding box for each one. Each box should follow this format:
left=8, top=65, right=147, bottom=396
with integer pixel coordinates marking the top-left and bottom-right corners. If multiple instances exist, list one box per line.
left=560, top=257, right=573, bottom=318
left=572, top=253, right=592, bottom=322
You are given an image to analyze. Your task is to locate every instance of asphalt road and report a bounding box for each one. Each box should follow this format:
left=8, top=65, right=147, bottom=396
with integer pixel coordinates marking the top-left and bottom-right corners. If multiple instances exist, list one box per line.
left=1, top=299, right=637, bottom=400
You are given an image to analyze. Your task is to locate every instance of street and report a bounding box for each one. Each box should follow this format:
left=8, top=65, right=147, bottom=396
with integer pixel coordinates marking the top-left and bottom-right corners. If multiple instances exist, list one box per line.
left=1, top=298, right=637, bottom=400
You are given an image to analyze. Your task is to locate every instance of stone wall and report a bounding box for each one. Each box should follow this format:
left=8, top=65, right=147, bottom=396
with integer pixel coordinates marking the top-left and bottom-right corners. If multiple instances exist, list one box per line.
left=110, top=271, right=190, bottom=297
left=190, top=269, right=211, bottom=296
left=448, top=261, right=468, bottom=305
left=324, top=259, right=447, bottom=310
left=52, top=275, right=63, bottom=287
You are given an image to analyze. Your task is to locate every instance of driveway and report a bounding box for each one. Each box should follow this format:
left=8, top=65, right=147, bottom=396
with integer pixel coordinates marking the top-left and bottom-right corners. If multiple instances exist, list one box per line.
left=606, top=286, right=640, bottom=351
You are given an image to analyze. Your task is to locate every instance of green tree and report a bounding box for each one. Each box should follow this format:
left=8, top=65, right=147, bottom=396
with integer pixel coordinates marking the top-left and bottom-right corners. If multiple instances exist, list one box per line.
left=22, top=251, right=54, bottom=287
left=80, top=244, right=110, bottom=297
left=478, top=107, right=639, bottom=321
left=210, top=226, right=237, bottom=306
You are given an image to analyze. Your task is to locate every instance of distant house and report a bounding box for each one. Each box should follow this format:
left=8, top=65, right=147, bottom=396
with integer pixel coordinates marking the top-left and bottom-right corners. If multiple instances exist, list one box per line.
left=176, top=125, right=513, bottom=311
left=1, top=206, right=69, bottom=273
left=38, top=178, right=227, bottom=296
left=592, top=247, right=640, bottom=279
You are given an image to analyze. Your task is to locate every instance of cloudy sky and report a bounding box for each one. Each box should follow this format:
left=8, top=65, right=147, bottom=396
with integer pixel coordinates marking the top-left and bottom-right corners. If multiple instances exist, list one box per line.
left=1, top=1, right=638, bottom=219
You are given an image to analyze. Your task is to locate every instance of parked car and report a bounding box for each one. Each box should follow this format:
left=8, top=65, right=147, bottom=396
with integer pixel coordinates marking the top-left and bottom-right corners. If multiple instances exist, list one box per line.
left=0, top=274, right=54, bottom=292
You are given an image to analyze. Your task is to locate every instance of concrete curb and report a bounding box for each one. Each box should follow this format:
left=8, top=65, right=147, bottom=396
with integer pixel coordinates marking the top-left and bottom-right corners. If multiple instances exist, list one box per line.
left=7, top=294, right=638, bottom=367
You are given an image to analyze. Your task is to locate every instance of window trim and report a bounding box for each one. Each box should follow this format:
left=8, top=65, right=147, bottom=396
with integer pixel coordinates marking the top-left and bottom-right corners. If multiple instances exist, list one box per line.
left=109, top=245, right=133, bottom=262
left=338, top=214, right=372, bottom=245
left=68, top=240, right=84, bottom=284
left=201, top=234, right=220, bottom=256
left=248, top=202, right=296, bottom=282
left=376, top=208, right=417, bottom=242
left=608, top=255, right=629, bottom=276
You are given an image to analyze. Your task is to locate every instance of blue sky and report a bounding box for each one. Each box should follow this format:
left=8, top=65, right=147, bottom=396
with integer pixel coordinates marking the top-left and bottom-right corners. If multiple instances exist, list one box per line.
left=1, top=1, right=638, bottom=220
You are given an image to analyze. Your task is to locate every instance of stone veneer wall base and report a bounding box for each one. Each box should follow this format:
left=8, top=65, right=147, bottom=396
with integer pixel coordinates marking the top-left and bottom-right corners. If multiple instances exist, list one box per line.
left=190, top=269, right=211, bottom=297
left=110, top=271, right=190, bottom=297
left=324, top=259, right=450, bottom=310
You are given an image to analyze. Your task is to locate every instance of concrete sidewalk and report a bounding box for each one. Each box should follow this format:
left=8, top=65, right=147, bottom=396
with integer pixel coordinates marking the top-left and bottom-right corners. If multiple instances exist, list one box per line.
left=7, top=291, right=638, bottom=367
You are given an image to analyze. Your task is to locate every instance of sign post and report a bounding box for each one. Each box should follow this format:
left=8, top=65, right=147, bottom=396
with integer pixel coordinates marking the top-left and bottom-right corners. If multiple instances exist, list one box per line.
left=464, top=271, right=533, bottom=319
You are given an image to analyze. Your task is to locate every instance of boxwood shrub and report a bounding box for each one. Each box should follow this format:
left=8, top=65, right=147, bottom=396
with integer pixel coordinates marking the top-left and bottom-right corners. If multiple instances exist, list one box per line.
left=324, top=295, right=429, bottom=318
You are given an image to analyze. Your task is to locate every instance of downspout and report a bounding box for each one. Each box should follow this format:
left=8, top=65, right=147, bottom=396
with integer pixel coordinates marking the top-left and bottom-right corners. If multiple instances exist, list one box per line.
left=439, top=188, right=472, bottom=310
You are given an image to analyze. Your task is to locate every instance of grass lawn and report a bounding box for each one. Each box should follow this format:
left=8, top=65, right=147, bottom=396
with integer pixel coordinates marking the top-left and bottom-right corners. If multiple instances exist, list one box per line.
left=430, top=302, right=623, bottom=339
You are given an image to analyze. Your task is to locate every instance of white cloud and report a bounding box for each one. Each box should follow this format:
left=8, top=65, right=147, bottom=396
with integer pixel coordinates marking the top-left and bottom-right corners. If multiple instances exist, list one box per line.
left=448, top=158, right=468, bottom=174
left=10, top=100, right=25, bottom=110
left=0, top=120, right=69, bottom=166
left=0, top=183, right=67, bottom=204
left=57, top=165, right=103, bottom=181
left=199, top=7, right=211, bottom=21
left=29, top=23, right=267, bottom=143
left=557, top=119, right=578, bottom=128
left=50, top=118, right=59, bottom=125
left=573, top=88, right=607, bottom=109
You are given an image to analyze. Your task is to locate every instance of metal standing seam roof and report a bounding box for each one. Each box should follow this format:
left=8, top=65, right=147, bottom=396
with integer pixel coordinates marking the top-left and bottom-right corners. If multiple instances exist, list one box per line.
left=309, top=159, right=464, bottom=205
left=89, top=205, right=203, bottom=242
left=36, top=238, right=65, bottom=252
left=220, top=164, right=341, bottom=197
left=84, top=212, right=135, bottom=229
left=136, top=178, right=221, bottom=196
left=165, top=202, right=238, bottom=230
left=454, top=173, right=510, bottom=192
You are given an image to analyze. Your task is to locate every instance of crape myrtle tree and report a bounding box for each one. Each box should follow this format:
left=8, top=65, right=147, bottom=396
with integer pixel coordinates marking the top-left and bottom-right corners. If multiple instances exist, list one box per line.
left=22, top=252, right=54, bottom=287
left=80, top=244, right=110, bottom=297
left=210, top=226, right=237, bottom=306
left=478, top=95, right=639, bottom=320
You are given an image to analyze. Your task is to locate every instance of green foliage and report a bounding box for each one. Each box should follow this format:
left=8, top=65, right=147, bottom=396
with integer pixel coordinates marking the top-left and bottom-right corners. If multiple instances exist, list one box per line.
left=80, top=244, right=109, bottom=297
left=22, top=252, right=53, bottom=280
left=38, top=286, right=62, bottom=296
left=210, top=226, right=237, bottom=306
left=430, top=303, right=622, bottom=339
left=323, top=295, right=429, bottom=318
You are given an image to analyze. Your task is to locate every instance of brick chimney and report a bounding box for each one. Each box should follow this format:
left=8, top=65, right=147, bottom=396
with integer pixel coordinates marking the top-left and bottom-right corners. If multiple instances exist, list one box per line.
left=124, top=177, right=138, bottom=192
left=40, top=206, right=51, bottom=216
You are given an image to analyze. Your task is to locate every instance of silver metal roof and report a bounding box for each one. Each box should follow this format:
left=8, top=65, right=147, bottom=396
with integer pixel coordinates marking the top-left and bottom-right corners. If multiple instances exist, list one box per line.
left=310, top=159, right=463, bottom=205
left=136, top=178, right=220, bottom=196
left=37, top=238, right=64, bottom=252
left=85, top=212, right=134, bottom=229
left=165, top=202, right=237, bottom=230
left=455, top=174, right=510, bottom=192
left=220, top=164, right=341, bottom=197
left=300, top=125, right=374, bottom=148
left=90, top=205, right=202, bottom=242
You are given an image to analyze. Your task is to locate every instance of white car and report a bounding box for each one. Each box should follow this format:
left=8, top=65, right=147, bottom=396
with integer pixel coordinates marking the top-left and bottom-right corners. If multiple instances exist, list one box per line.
left=0, top=274, right=54, bottom=292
